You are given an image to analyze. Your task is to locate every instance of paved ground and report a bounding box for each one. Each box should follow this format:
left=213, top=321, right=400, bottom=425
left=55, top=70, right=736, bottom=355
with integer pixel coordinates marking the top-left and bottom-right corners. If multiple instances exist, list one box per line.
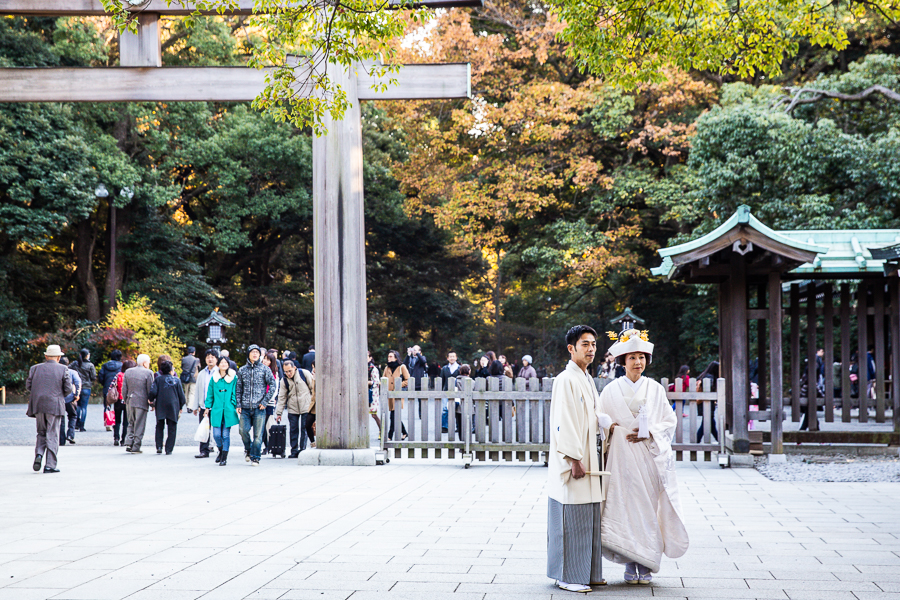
left=1, top=443, right=899, bottom=600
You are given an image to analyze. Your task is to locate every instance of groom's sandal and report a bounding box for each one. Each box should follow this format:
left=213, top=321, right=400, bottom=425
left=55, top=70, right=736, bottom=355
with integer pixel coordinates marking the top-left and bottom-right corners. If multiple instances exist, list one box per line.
left=590, top=579, right=607, bottom=585
left=556, top=581, right=591, bottom=593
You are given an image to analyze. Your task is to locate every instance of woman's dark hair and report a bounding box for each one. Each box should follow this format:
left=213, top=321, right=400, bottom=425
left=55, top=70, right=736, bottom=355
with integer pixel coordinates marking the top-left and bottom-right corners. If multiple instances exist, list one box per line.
left=264, top=351, right=278, bottom=378
left=110, top=349, right=123, bottom=361
left=615, top=352, right=650, bottom=366
left=59, top=357, right=69, bottom=366
left=159, top=361, right=174, bottom=375
left=122, top=360, right=137, bottom=372
left=388, top=350, right=400, bottom=363
left=697, top=361, right=720, bottom=391
left=676, top=365, right=690, bottom=378
left=217, top=356, right=230, bottom=370
left=78, top=348, right=89, bottom=365
left=485, top=351, right=497, bottom=363
left=460, top=364, right=471, bottom=377
left=565, top=325, right=598, bottom=347
left=489, top=359, right=503, bottom=377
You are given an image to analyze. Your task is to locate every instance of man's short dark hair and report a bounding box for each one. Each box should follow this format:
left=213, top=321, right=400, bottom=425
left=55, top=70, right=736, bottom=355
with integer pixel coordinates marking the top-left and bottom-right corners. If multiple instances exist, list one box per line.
left=566, top=325, right=598, bottom=348
left=187, top=346, right=196, bottom=354
left=159, top=361, right=174, bottom=375
left=309, top=345, right=315, bottom=352
left=110, top=349, right=122, bottom=361
left=205, top=348, right=219, bottom=359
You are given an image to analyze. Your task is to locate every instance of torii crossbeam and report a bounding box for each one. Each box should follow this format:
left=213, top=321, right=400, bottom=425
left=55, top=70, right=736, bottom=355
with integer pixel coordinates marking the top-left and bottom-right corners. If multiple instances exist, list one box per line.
left=0, top=2, right=477, bottom=463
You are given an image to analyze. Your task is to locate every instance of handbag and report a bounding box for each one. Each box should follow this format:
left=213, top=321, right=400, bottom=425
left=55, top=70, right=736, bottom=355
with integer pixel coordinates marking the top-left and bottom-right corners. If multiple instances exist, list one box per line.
left=194, top=415, right=211, bottom=443
left=105, top=380, right=119, bottom=406
left=103, top=407, right=115, bottom=427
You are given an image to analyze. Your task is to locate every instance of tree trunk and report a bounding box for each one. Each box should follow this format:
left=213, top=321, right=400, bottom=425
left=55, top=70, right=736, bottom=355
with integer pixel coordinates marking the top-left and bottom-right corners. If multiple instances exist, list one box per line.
left=493, top=249, right=502, bottom=350
left=76, top=219, right=101, bottom=322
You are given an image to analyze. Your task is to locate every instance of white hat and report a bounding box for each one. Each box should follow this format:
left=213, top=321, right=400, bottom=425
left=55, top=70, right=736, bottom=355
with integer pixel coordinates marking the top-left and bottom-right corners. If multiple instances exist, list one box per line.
left=44, top=345, right=65, bottom=357
left=607, top=329, right=653, bottom=364
left=522, top=355, right=533, bottom=365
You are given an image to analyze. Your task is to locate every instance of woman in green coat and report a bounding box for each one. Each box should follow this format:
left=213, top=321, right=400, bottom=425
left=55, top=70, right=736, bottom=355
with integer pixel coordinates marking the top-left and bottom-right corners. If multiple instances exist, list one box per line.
left=205, top=356, right=239, bottom=466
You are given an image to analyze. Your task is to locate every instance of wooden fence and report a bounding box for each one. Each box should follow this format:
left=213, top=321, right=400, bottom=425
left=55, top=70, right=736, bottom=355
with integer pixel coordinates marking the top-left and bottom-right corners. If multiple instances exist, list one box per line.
left=377, top=375, right=726, bottom=466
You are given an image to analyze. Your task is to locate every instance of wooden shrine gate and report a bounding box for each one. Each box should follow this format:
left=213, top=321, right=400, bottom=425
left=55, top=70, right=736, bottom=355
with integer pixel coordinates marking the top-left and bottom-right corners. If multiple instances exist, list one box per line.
left=376, top=376, right=726, bottom=466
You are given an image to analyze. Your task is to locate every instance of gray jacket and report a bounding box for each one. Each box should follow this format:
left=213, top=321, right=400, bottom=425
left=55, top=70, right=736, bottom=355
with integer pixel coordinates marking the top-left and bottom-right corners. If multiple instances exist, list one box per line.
left=26, top=360, right=74, bottom=417
left=122, top=366, right=155, bottom=410
left=235, top=359, right=275, bottom=410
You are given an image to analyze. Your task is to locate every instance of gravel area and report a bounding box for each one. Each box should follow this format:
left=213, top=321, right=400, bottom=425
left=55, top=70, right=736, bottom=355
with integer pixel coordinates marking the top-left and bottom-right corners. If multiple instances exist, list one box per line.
left=756, top=452, right=900, bottom=482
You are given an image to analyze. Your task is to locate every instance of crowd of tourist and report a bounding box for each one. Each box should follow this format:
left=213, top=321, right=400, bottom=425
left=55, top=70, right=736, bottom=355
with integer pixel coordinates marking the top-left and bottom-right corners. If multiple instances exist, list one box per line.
left=25, top=340, right=560, bottom=473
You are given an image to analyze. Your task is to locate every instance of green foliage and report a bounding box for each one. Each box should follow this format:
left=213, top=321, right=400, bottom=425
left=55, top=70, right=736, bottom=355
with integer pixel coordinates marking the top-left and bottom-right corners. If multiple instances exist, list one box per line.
left=547, top=0, right=875, bottom=86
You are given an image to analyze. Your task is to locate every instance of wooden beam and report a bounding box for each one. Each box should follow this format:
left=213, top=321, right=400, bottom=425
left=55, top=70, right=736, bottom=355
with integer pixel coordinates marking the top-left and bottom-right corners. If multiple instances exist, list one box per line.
left=119, top=13, right=160, bottom=67
left=823, top=284, right=834, bottom=422
left=875, top=281, right=886, bottom=422
left=768, top=272, right=784, bottom=454
left=840, top=283, right=852, bottom=423
left=806, top=282, right=818, bottom=431
left=730, top=251, right=750, bottom=453
left=891, top=279, right=900, bottom=432
left=858, top=282, right=869, bottom=423
left=0, top=0, right=482, bottom=15
left=313, top=60, right=369, bottom=450
left=0, top=64, right=471, bottom=102
left=790, top=283, right=800, bottom=422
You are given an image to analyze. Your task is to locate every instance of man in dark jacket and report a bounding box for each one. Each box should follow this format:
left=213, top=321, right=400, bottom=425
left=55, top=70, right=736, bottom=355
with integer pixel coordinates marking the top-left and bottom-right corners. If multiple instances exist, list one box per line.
left=26, top=345, right=74, bottom=473
left=98, top=349, right=123, bottom=399
left=180, top=347, right=201, bottom=414
left=301, top=346, right=315, bottom=372
left=440, top=351, right=461, bottom=432
left=235, top=344, right=276, bottom=466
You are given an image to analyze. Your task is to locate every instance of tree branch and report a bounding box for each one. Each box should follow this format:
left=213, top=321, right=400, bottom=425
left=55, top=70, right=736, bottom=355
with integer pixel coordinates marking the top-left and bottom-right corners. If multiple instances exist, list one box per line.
left=774, top=84, right=900, bottom=113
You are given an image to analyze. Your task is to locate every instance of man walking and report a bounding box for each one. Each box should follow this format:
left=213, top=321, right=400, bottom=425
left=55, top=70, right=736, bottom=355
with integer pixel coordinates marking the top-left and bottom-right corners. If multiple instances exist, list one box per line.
left=189, top=349, right=219, bottom=458
left=275, top=360, right=316, bottom=458
left=58, top=357, right=81, bottom=446
left=547, top=325, right=611, bottom=593
left=236, top=345, right=275, bottom=466
left=440, top=351, right=460, bottom=433
left=301, top=345, right=315, bottom=373
left=180, top=347, right=201, bottom=413
left=26, top=345, right=74, bottom=473
left=122, top=354, right=155, bottom=454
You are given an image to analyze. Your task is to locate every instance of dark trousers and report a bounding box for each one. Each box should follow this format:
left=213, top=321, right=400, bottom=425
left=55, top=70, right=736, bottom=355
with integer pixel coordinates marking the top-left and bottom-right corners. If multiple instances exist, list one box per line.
left=287, top=413, right=301, bottom=454
left=300, top=413, right=315, bottom=451
left=197, top=410, right=209, bottom=455
left=697, top=404, right=719, bottom=442
left=113, top=401, right=128, bottom=443
left=388, top=410, right=407, bottom=440
left=59, top=401, right=77, bottom=445
left=155, top=418, right=177, bottom=453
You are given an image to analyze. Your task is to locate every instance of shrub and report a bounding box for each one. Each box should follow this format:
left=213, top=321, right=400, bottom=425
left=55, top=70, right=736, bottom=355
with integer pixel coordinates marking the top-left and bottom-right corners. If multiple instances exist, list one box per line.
left=104, top=294, right=183, bottom=368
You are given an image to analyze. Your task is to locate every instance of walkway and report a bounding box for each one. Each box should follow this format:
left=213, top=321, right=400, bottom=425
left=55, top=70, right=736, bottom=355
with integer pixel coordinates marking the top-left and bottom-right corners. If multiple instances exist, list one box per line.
left=0, top=445, right=898, bottom=599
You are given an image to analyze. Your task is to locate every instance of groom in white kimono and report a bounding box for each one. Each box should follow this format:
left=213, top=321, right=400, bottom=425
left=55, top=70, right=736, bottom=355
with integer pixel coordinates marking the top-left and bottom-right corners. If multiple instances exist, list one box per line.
left=598, top=328, right=689, bottom=584
left=546, top=325, right=613, bottom=593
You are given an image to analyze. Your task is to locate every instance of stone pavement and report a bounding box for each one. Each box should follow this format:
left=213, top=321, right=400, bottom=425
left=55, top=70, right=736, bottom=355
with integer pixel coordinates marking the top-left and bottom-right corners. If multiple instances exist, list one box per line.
left=0, top=445, right=898, bottom=600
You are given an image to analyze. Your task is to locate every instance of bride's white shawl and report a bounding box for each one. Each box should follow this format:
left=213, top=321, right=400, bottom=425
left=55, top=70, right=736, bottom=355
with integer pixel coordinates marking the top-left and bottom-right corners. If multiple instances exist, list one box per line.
left=597, top=376, right=689, bottom=571
left=547, top=361, right=609, bottom=505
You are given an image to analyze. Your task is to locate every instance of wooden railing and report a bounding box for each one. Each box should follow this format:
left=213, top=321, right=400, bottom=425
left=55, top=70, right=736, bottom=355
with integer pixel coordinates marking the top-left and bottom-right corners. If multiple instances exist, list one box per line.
left=660, top=376, right=726, bottom=461
left=377, top=375, right=727, bottom=465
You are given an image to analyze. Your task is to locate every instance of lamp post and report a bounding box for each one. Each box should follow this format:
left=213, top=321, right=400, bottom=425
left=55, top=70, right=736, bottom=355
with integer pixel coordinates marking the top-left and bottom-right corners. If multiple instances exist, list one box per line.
left=96, top=183, right=134, bottom=312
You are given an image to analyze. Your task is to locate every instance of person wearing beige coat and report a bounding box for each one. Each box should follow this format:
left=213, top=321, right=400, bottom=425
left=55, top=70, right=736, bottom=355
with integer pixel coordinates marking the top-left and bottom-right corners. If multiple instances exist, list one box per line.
left=275, top=361, right=315, bottom=457
left=383, top=350, right=409, bottom=441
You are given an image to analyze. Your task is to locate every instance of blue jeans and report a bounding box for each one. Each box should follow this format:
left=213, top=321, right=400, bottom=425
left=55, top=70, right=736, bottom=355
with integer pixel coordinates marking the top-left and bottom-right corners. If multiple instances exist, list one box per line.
left=76, top=388, right=91, bottom=427
left=213, top=425, right=231, bottom=451
left=441, top=399, right=449, bottom=430
left=240, top=407, right=266, bottom=461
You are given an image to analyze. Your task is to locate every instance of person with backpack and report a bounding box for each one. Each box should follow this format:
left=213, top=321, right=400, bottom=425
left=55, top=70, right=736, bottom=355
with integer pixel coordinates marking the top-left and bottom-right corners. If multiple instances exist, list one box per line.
left=275, top=359, right=315, bottom=458
left=180, top=347, right=201, bottom=411
left=69, top=348, right=96, bottom=432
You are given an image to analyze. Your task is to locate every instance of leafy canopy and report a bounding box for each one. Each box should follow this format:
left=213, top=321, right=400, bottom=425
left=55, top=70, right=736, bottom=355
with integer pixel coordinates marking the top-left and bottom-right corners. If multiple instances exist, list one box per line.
left=99, top=0, right=429, bottom=134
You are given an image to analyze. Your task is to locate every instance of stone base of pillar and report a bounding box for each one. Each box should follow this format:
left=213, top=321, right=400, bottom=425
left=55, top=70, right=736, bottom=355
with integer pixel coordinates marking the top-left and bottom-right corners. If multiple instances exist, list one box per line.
left=729, top=453, right=755, bottom=468
left=297, top=448, right=376, bottom=466
left=766, top=453, right=787, bottom=464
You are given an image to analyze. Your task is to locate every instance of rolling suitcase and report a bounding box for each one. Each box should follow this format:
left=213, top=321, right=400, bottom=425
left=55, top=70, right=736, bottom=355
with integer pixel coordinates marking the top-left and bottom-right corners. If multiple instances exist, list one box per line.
left=268, top=424, right=287, bottom=458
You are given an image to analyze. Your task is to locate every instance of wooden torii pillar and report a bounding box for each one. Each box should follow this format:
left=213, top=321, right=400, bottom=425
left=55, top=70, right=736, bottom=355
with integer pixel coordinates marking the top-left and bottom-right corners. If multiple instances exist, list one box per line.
left=0, top=0, right=475, bottom=463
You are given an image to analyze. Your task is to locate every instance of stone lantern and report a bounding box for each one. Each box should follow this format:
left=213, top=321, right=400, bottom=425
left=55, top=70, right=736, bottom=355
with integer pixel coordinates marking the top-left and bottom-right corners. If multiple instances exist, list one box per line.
left=609, top=307, right=645, bottom=333
left=197, top=308, right=235, bottom=352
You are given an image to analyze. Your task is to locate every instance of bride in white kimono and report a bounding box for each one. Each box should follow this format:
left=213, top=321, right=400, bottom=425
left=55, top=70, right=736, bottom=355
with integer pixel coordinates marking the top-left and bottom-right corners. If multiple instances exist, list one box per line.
left=597, top=328, right=689, bottom=584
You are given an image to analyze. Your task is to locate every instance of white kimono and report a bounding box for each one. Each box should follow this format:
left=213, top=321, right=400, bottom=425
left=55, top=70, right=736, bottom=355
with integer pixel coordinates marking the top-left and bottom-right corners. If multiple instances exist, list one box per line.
left=598, top=376, right=689, bottom=572
left=548, top=361, right=608, bottom=504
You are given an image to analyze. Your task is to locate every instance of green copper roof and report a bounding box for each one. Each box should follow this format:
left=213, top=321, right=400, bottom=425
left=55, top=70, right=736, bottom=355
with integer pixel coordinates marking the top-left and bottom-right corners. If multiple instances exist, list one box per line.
left=609, top=307, right=645, bottom=325
left=652, top=206, right=900, bottom=279
left=197, top=310, right=236, bottom=328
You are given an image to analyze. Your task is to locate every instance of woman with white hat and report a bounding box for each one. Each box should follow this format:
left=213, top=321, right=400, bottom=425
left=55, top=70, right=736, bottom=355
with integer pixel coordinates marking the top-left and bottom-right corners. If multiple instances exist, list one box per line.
left=597, top=328, right=689, bottom=585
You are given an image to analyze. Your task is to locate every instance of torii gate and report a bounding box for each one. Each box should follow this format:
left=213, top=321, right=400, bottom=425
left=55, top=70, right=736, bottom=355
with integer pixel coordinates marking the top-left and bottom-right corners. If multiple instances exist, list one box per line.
left=0, top=0, right=477, bottom=464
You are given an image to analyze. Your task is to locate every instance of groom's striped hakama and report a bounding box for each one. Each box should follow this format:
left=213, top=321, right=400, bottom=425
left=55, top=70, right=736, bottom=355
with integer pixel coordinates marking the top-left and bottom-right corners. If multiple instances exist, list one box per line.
left=547, top=498, right=603, bottom=584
